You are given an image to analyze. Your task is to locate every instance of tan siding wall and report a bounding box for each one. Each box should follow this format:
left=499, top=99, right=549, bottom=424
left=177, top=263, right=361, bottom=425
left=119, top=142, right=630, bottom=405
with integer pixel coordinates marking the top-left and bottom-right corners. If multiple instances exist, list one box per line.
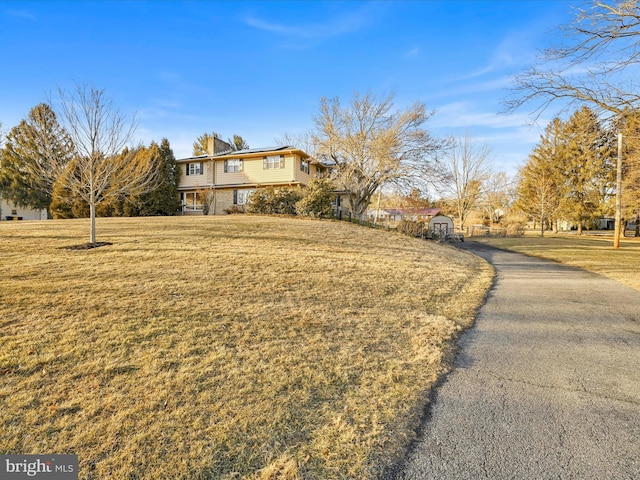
left=178, top=161, right=214, bottom=188
left=216, top=155, right=298, bottom=186
left=292, top=157, right=324, bottom=184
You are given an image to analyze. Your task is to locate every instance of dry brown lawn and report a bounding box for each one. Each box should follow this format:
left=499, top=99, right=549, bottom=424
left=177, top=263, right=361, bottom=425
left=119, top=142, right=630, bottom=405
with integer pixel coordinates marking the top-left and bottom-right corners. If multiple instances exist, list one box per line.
left=473, top=232, right=640, bottom=292
left=0, top=216, right=492, bottom=479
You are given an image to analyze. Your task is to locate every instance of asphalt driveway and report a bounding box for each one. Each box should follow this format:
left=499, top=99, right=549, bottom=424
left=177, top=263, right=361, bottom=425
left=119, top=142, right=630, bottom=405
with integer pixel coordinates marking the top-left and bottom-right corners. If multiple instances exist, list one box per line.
left=392, top=242, right=640, bottom=479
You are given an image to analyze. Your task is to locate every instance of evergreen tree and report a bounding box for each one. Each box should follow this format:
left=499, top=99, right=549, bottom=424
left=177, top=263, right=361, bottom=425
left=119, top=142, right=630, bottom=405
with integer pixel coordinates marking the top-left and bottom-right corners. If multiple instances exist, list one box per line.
left=618, top=109, right=640, bottom=236
left=192, top=132, right=222, bottom=156
left=514, top=118, right=563, bottom=235
left=50, top=159, right=90, bottom=219
left=558, top=106, right=615, bottom=234
left=0, top=103, right=73, bottom=214
left=51, top=139, right=181, bottom=218
left=134, top=138, right=181, bottom=216
left=229, top=134, right=249, bottom=151
left=193, top=132, right=248, bottom=155
left=295, top=178, right=335, bottom=218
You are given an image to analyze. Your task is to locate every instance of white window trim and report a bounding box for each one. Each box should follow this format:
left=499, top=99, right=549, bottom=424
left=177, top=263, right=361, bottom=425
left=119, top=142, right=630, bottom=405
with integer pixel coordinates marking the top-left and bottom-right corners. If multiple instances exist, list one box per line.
left=187, top=162, right=203, bottom=175
left=224, top=159, right=243, bottom=173
left=264, top=155, right=285, bottom=169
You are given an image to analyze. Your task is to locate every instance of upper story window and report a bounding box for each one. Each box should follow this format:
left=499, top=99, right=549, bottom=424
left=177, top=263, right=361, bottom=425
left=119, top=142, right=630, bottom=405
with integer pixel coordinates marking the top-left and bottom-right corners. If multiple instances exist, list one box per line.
left=264, top=155, right=284, bottom=169
left=186, top=162, right=203, bottom=176
left=224, top=159, right=243, bottom=173
left=300, top=159, right=310, bottom=174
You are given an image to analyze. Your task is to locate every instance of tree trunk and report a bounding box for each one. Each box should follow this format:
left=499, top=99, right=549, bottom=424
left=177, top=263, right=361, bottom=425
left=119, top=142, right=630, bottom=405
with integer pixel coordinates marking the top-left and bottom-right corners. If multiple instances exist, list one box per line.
left=635, top=210, right=639, bottom=237
left=90, top=200, right=96, bottom=244
left=90, top=167, right=96, bottom=244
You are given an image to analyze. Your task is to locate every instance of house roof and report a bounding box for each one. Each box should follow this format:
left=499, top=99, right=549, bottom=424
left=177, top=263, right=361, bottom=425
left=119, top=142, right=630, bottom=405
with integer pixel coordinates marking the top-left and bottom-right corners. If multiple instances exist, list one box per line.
left=218, top=146, right=292, bottom=156
left=383, top=208, right=440, bottom=216
left=176, top=145, right=324, bottom=165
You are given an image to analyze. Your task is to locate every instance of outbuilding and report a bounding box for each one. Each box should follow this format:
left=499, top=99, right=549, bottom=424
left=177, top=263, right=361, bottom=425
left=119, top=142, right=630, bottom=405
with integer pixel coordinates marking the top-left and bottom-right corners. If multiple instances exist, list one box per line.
left=427, top=215, right=456, bottom=240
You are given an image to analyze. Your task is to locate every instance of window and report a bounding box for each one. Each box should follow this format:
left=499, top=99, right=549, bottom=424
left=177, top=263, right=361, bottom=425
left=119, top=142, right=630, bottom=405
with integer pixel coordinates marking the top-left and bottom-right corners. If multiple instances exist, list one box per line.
left=186, top=162, right=203, bottom=176
left=300, top=159, right=310, bottom=174
left=233, top=189, right=253, bottom=205
left=263, top=155, right=284, bottom=169
left=224, top=159, right=243, bottom=173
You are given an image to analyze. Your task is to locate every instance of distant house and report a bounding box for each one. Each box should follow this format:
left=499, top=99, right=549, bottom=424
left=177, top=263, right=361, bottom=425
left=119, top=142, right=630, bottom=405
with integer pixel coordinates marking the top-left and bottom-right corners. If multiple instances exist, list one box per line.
left=177, top=139, right=327, bottom=215
left=367, top=207, right=440, bottom=224
left=0, top=198, right=48, bottom=221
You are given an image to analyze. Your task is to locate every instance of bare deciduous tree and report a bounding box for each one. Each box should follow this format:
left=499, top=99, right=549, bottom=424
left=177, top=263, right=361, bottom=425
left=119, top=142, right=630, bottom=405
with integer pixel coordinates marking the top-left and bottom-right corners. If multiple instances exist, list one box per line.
left=312, top=91, right=443, bottom=219
left=482, top=171, right=514, bottom=225
left=437, top=134, right=494, bottom=230
left=508, top=0, right=640, bottom=117
left=515, top=157, right=562, bottom=237
left=56, top=84, right=161, bottom=243
left=275, top=132, right=317, bottom=157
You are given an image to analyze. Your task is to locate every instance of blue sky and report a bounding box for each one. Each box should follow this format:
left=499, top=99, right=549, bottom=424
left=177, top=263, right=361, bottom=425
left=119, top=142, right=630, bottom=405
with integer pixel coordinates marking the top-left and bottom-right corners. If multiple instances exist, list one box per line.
left=1, top=0, right=576, bottom=175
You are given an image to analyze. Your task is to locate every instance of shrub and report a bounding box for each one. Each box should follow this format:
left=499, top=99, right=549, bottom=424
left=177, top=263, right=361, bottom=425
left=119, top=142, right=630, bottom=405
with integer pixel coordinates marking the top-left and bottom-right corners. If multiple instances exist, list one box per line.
left=296, top=179, right=335, bottom=218
left=246, top=187, right=302, bottom=215
left=223, top=205, right=245, bottom=215
left=397, top=220, right=426, bottom=237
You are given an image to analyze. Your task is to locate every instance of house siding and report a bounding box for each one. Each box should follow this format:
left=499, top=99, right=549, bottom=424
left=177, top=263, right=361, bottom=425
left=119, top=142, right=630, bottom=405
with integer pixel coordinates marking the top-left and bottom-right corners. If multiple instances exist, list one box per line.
left=216, top=154, right=299, bottom=186
left=181, top=161, right=214, bottom=188
left=292, top=157, right=320, bottom=184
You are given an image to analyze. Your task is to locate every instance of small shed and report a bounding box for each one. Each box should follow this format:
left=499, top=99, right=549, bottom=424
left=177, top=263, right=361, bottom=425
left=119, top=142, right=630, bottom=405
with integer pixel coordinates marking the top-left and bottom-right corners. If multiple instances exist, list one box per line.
left=427, top=215, right=455, bottom=240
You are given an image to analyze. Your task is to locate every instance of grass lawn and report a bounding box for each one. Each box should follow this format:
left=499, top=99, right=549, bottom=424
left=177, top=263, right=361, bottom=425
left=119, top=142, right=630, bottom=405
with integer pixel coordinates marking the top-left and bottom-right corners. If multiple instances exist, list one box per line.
left=472, top=232, right=640, bottom=292
left=0, top=215, right=492, bottom=479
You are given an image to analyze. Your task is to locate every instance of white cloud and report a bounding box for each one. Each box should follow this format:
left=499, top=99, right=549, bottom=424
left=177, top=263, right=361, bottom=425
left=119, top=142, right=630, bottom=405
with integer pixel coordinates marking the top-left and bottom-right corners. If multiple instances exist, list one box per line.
left=433, top=75, right=515, bottom=100
left=431, top=101, right=538, bottom=130
left=244, top=2, right=384, bottom=40
left=405, top=47, right=420, bottom=58
left=6, top=9, right=36, bottom=21
left=453, top=23, right=545, bottom=84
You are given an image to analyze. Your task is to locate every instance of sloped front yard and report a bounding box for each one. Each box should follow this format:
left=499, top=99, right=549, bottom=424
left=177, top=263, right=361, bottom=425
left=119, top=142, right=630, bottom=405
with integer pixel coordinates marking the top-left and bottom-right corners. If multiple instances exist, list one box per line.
left=0, top=216, right=492, bottom=479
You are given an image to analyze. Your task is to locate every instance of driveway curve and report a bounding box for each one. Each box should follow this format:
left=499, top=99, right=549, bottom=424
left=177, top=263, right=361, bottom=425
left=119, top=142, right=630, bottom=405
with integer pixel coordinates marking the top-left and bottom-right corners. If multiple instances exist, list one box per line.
left=392, top=242, right=640, bottom=479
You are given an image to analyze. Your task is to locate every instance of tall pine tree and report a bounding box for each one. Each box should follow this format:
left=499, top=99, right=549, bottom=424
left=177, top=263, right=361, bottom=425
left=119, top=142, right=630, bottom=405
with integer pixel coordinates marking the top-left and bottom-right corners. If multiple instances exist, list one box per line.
left=515, top=118, right=563, bottom=235
left=558, top=106, right=615, bottom=234
left=0, top=103, right=74, bottom=214
left=134, top=138, right=181, bottom=216
left=618, top=109, right=640, bottom=236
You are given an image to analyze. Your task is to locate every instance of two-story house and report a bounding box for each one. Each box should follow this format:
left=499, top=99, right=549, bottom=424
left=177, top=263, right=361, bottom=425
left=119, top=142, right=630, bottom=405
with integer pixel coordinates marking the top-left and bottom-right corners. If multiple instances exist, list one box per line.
left=177, top=140, right=326, bottom=215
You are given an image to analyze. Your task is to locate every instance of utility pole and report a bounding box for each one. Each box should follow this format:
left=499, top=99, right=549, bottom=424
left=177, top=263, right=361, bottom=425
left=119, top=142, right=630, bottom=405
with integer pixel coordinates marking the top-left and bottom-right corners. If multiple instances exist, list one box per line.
left=373, top=189, right=382, bottom=226
left=613, top=133, right=623, bottom=249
